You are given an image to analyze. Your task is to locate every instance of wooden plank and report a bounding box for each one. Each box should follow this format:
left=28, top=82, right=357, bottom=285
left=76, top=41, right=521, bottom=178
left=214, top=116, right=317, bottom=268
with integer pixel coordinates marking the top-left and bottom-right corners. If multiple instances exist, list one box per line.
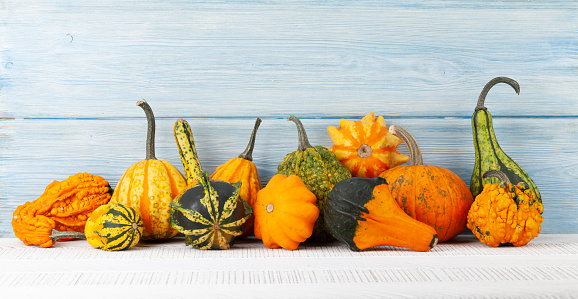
left=1, top=1, right=577, bottom=119
left=1, top=117, right=576, bottom=236
left=0, top=235, right=577, bottom=297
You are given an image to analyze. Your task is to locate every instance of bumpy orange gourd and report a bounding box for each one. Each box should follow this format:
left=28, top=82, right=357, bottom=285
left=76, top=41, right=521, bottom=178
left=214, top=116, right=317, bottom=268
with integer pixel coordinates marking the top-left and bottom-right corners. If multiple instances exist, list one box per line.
left=254, top=174, right=319, bottom=250
left=111, top=101, right=187, bottom=241
left=467, top=170, right=543, bottom=247
left=12, top=172, right=111, bottom=248
left=328, top=112, right=409, bottom=178
left=210, top=118, right=262, bottom=238
left=379, top=126, right=474, bottom=242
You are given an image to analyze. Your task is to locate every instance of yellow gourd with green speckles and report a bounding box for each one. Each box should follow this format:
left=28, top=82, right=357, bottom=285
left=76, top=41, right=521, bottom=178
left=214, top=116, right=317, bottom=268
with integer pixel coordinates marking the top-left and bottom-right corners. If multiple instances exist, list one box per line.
left=111, top=101, right=187, bottom=241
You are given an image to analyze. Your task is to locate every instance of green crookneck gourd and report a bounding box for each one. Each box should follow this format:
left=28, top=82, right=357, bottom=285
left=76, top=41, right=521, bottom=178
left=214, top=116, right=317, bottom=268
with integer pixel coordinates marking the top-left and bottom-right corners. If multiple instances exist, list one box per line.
left=470, top=77, right=541, bottom=203
left=277, top=115, right=352, bottom=243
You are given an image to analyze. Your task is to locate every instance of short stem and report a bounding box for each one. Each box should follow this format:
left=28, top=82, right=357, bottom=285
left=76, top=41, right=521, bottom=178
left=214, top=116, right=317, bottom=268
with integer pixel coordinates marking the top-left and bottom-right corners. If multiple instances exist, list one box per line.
left=137, top=100, right=157, bottom=160
left=50, top=229, right=86, bottom=242
left=238, top=118, right=262, bottom=161
left=482, top=169, right=511, bottom=184
left=389, top=125, right=423, bottom=166
left=475, top=77, right=520, bottom=111
left=288, top=115, right=313, bottom=151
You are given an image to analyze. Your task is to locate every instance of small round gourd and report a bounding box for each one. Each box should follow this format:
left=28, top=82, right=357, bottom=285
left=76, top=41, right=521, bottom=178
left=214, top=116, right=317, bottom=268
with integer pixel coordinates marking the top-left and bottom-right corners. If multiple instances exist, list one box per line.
left=85, top=203, right=144, bottom=251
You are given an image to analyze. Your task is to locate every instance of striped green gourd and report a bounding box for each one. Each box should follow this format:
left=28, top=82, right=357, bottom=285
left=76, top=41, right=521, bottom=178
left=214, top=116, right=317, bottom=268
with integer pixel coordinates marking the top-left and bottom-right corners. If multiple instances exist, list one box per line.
left=84, top=203, right=144, bottom=251
left=470, top=77, right=541, bottom=203
left=170, top=119, right=252, bottom=250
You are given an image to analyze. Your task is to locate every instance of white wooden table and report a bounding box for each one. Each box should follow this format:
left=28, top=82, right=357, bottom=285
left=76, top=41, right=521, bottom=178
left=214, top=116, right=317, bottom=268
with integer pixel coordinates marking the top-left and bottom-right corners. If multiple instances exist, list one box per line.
left=1, top=234, right=577, bottom=298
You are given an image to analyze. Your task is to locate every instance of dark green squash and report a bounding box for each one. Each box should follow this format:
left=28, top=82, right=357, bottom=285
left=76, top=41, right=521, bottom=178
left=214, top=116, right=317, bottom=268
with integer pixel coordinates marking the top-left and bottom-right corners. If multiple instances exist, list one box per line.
left=170, top=171, right=251, bottom=250
left=171, top=119, right=252, bottom=250
left=324, top=176, right=438, bottom=252
left=471, top=77, right=541, bottom=203
left=277, top=115, right=351, bottom=243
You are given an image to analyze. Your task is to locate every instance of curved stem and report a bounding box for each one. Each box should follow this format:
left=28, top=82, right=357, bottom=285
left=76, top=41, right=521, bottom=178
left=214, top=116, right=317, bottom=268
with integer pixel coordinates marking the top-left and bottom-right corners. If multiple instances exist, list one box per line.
left=389, top=125, right=423, bottom=166
left=238, top=118, right=262, bottom=161
left=482, top=169, right=511, bottom=184
left=475, top=77, right=520, bottom=111
left=50, top=229, right=86, bottom=242
left=137, top=100, right=157, bottom=160
left=288, top=115, right=313, bottom=151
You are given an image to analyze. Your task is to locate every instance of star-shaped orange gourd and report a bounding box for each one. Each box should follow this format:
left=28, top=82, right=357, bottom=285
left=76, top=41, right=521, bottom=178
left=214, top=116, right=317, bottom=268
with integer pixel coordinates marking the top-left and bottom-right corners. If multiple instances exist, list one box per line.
left=328, top=112, right=409, bottom=178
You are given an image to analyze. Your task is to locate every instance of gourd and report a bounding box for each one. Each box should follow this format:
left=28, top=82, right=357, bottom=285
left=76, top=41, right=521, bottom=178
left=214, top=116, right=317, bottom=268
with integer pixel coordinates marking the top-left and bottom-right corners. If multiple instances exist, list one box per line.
left=210, top=118, right=262, bottom=238
left=84, top=203, right=144, bottom=251
left=379, top=126, right=473, bottom=242
left=12, top=172, right=112, bottom=248
left=111, top=101, right=188, bottom=241
left=471, top=77, right=541, bottom=203
left=327, top=112, right=409, bottom=178
left=170, top=119, right=252, bottom=250
left=467, top=170, right=543, bottom=247
left=253, top=174, right=319, bottom=250
left=324, top=176, right=438, bottom=252
left=277, top=115, right=351, bottom=243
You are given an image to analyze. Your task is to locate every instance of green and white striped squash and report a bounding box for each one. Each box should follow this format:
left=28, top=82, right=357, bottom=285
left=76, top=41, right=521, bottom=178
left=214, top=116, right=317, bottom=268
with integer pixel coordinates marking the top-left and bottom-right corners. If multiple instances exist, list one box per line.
left=85, top=203, right=144, bottom=251
left=471, top=77, right=541, bottom=203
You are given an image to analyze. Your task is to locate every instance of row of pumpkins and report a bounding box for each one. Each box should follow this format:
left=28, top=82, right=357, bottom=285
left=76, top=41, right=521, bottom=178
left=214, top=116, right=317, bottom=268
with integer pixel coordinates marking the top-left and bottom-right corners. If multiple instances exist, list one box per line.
left=11, top=77, right=544, bottom=252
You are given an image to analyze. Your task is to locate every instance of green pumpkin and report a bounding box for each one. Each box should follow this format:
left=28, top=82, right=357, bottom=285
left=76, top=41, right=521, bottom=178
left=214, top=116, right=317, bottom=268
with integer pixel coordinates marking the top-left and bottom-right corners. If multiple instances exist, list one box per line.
left=471, top=77, right=541, bottom=203
left=277, top=115, right=351, bottom=243
left=170, top=171, right=252, bottom=250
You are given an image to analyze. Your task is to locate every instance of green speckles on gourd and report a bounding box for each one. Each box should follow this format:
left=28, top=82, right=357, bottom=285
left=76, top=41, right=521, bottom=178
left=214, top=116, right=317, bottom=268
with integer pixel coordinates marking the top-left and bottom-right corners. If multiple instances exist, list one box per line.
left=277, top=116, right=351, bottom=243
left=470, top=77, right=541, bottom=204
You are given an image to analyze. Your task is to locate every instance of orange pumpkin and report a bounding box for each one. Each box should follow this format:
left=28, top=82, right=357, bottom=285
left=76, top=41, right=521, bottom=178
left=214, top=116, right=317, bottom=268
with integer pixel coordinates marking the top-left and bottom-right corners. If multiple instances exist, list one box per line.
left=328, top=112, right=409, bottom=178
left=210, top=118, right=262, bottom=238
left=254, top=174, right=319, bottom=250
left=111, top=101, right=188, bottom=241
left=379, top=126, right=474, bottom=242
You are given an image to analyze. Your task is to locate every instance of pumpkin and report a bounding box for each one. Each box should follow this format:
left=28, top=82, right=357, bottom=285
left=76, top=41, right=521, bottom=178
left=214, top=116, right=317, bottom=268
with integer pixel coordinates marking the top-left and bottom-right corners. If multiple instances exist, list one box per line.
left=324, top=176, right=438, bottom=252
left=253, top=174, right=319, bottom=250
left=467, top=170, right=543, bottom=247
left=171, top=119, right=252, bottom=249
left=471, top=77, right=541, bottom=203
left=210, top=118, right=263, bottom=238
left=379, top=126, right=474, bottom=242
left=277, top=115, right=351, bottom=243
left=12, top=172, right=111, bottom=248
left=328, top=112, right=409, bottom=178
left=84, top=203, right=144, bottom=251
left=111, top=101, right=188, bottom=241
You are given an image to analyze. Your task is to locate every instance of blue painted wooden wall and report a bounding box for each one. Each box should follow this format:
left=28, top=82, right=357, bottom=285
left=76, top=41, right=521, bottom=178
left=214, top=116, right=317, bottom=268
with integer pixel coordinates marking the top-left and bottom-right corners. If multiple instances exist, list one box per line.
left=1, top=0, right=577, bottom=237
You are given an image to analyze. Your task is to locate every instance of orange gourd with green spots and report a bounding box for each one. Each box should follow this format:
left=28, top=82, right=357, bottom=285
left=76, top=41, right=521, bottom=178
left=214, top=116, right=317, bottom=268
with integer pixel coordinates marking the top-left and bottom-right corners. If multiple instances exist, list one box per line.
left=379, top=126, right=474, bottom=242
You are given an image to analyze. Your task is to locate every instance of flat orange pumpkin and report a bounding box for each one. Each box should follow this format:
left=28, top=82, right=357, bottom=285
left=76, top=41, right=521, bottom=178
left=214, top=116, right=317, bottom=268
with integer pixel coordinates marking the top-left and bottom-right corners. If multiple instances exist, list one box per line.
left=254, top=174, right=319, bottom=250
left=328, top=112, right=409, bottom=178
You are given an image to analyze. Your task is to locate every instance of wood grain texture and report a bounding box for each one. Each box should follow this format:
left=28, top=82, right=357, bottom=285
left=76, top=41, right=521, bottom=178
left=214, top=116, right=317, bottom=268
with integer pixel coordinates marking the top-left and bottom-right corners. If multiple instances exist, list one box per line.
left=0, top=235, right=577, bottom=297
left=1, top=0, right=577, bottom=236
